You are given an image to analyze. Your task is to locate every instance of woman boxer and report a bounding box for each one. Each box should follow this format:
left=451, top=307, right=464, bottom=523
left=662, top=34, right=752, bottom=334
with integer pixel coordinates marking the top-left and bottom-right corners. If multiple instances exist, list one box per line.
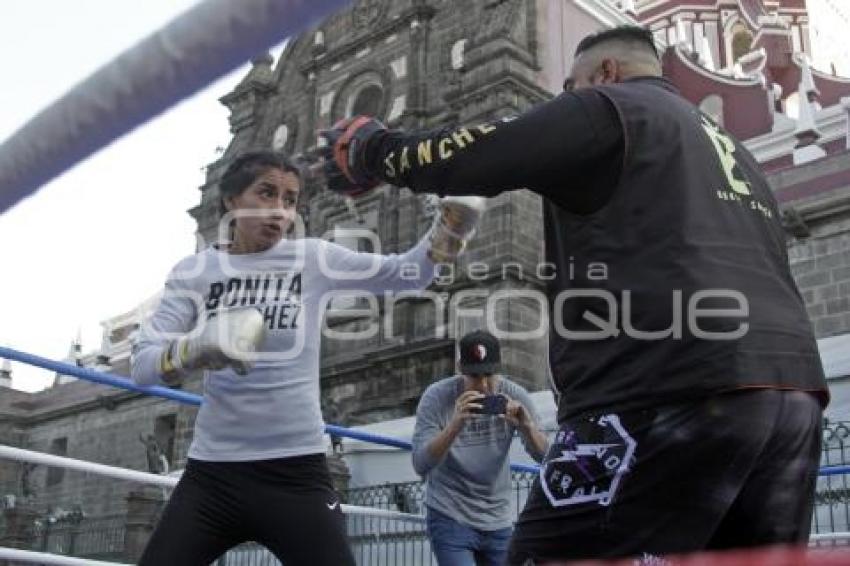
left=131, top=149, right=483, bottom=565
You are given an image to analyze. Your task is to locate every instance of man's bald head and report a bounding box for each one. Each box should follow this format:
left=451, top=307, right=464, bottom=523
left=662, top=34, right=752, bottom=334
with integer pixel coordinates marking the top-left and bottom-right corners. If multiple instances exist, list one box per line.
left=564, top=26, right=662, bottom=92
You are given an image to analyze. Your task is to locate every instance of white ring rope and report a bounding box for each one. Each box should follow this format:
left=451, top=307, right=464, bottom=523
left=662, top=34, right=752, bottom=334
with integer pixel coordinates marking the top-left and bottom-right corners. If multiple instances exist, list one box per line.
left=0, top=0, right=351, bottom=214
left=0, top=444, right=425, bottom=523
left=0, top=444, right=177, bottom=488
left=0, top=547, right=129, bottom=566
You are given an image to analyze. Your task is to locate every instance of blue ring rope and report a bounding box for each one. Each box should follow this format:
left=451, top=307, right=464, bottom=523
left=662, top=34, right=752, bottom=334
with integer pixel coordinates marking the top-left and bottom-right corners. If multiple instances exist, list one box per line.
left=0, top=346, right=535, bottom=472
left=4, top=346, right=842, bottom=477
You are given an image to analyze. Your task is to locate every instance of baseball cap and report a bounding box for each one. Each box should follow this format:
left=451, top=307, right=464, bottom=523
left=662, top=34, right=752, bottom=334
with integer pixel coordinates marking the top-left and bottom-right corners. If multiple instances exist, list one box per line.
left=459, top=330, right=501, bottom=375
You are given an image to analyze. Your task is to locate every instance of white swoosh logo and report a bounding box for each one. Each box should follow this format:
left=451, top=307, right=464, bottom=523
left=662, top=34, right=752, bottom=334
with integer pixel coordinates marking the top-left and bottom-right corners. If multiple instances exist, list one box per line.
left=326, top=501, right=339, bottom=510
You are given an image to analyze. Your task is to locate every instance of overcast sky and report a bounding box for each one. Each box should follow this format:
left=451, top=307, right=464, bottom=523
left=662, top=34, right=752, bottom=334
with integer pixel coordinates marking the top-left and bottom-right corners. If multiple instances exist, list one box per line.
left=0, top=1, right=846, bottom=393
left=0, top=0, right=286, bottom=392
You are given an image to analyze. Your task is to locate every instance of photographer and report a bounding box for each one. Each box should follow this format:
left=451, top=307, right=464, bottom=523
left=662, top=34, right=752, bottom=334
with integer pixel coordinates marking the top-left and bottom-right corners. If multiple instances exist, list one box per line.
left=412, top=330, right=547, bottom=566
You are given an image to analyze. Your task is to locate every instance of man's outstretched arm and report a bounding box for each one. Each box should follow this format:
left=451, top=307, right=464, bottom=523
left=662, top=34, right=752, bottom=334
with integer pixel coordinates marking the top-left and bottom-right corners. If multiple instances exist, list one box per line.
left=357, top=91, right=621, bottom=198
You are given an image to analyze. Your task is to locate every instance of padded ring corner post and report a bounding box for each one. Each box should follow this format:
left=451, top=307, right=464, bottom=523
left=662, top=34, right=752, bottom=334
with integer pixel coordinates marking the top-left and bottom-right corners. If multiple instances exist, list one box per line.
left=0, top=0, right=351, bottom=214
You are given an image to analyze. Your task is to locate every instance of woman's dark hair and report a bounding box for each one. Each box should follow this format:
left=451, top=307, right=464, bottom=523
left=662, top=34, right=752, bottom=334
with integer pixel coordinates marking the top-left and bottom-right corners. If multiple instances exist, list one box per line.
left=218, top=150, right=301, bottom=215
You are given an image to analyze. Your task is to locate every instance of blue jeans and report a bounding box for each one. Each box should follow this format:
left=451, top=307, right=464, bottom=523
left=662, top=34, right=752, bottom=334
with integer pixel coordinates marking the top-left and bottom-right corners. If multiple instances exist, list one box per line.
left=426, top=506, right=512, bottom=566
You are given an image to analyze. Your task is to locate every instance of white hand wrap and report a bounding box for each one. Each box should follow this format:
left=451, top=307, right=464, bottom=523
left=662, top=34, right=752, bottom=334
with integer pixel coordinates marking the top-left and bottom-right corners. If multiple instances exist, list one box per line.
left=159, top=308, right=266, bottom=383
left=429, top=196, right=487, bottom=263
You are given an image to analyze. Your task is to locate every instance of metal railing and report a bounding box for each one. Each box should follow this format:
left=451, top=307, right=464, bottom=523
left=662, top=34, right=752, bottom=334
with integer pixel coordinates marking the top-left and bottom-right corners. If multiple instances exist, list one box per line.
left=813, top=420, right=850, bottom=540
left=344, top=482, right=430, bottom=566
left=33, top=514, right=125, bottom=561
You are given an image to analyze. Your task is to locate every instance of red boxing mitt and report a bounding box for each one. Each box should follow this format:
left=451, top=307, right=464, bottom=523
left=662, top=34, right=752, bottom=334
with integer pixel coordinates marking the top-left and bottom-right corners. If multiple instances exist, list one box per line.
left=318, top=116, right=386, bottom=196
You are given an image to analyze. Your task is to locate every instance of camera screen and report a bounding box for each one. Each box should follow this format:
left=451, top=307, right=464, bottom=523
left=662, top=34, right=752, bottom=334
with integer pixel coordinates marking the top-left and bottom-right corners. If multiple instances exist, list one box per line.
left=479, top=394, right=507, bottom=415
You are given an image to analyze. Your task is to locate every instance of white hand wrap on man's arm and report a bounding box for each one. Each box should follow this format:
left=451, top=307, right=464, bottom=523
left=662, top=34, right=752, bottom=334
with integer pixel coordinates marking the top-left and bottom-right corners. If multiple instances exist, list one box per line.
left=158, top=308, right=266, bottom=384
left=428, top=196, right=487, bottom=263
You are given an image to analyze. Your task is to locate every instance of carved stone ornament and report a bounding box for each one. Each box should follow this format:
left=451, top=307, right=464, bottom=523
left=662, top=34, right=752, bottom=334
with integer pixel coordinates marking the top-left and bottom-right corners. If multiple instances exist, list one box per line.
left=353, top=0, right=386, bottom=29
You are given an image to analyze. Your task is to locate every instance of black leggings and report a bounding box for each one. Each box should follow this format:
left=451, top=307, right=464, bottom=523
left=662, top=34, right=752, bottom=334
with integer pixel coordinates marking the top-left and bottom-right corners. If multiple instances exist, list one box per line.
left=138, top=453, right=355, bottom=566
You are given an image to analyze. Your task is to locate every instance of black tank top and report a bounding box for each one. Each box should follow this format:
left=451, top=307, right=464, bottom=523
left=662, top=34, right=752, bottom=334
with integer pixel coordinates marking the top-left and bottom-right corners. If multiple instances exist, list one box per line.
left=545, top=78, right=827, bottom=422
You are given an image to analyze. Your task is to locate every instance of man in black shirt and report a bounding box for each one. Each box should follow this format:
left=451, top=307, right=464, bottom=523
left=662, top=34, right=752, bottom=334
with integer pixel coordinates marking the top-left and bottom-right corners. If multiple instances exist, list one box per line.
left=320, top=26, right=827, bottom=563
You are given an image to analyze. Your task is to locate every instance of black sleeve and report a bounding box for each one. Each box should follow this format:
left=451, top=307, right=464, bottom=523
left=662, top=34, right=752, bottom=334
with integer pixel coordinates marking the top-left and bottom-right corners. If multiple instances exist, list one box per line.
left=363, top=89, right=624, bottom=211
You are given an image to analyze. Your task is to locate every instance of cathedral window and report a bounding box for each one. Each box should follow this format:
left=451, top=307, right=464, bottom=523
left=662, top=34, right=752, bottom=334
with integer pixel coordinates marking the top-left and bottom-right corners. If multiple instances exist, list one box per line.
left=350, top=84, right=384, bottom=118
left=272, top=124, right=289, bottom=151
left=46, top=437, right=68, bottom=486
left=451, top=39, right=467, bottom=70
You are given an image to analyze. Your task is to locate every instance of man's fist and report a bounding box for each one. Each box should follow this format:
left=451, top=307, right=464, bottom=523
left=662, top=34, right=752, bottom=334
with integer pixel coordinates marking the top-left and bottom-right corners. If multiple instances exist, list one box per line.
left=503, top=395, right=533, bottom=429
left=159, top=308, right=266, bottom=384
left=451, top=390, right=485, bottom=427
left=318, top=116, right=386, bottom=196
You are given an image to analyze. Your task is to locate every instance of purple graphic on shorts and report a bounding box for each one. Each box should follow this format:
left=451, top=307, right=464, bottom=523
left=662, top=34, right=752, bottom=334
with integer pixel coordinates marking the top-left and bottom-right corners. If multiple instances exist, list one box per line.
left=540, top=414, right=637, bottom=507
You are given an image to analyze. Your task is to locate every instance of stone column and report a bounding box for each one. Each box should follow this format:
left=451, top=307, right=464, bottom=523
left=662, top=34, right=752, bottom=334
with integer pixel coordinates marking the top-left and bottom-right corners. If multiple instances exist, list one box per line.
left=123, top=485, right=166, bottom=564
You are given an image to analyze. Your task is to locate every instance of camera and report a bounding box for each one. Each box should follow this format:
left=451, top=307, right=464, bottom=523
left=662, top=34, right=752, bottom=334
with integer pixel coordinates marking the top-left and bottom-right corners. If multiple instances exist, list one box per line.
left=475, top=394, right=507, bottom=415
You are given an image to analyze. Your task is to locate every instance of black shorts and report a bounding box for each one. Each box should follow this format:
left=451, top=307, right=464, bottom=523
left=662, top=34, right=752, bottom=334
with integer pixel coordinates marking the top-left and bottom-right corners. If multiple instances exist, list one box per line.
left=507, top=389, right=823, bottom=564
left=138, top=453, right=355, bottom=566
